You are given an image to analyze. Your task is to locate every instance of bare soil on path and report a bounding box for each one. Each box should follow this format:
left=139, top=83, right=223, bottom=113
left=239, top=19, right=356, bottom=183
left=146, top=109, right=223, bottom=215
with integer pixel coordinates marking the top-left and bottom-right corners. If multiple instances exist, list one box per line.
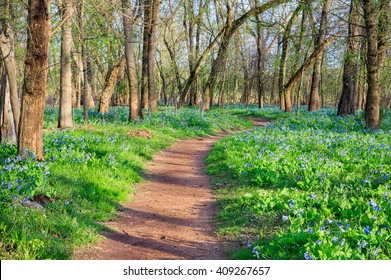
left=74, top=119, right=267, bottom=260
left=74, top=133, right=231, bottom=260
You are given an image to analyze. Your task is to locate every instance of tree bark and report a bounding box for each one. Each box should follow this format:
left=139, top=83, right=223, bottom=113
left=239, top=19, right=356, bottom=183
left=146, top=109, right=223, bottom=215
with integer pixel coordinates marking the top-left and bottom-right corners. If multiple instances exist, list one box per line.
left=18, top=0, right=51, bottom=160
left=363, top=0, right=380, bottom=128
left=148, top=0, right=160, bottom=112
left=308, top=0, right=332, bottom=111
left=0, top=17, right=20, bottom=137
left=98, top=57, right=126, bottom=113
left=179, top=0, right=289, bottom=109
left=337, top=0, right=361, bottom=116
left=278, top=6, right=301, bottom=112
left=0, top=66, right=16, bottom=143
left=58, top=0, right=73, bottom=128
left=141, top=0, right=151, bottom=111
left=122, top=0, right=141, bottom=120
left=282, top=32, right=341, bottom=105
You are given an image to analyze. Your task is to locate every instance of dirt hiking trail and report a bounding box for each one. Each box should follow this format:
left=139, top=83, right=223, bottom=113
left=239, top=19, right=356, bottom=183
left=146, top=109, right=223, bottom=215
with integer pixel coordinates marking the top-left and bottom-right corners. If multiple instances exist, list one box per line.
left=74, top=119, right=267, bottom=260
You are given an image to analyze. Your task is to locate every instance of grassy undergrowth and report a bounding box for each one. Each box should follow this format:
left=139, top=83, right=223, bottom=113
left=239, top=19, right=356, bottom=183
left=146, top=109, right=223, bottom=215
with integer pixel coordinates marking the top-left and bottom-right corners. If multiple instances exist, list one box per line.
left=207, top=108, right=391, bottom=260
left=0, top=106, right=251, bottom=259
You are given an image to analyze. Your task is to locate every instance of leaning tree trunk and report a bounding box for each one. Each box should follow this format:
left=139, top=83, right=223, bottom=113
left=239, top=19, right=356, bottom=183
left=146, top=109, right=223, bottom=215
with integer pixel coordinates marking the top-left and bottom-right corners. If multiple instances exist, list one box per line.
left=179, top=0, right=289, bottom=109
left=0, top=66, right=16, bottom=143
left=58, top=0, right=74, bottom=128
left=18, top=0, right=51, bottom=160
left=0, top=20, right=20, bottom=136
left=363, top=0, right=380, bottom=129
left=279, top=6, right=301, bottom=112
left=98, top=57, right=126, bottom=113
left=337, top=0, right=361, bottom=116
left=308, top=0, right=332, bottom=112
left=282, top=33, right=341, bottom=105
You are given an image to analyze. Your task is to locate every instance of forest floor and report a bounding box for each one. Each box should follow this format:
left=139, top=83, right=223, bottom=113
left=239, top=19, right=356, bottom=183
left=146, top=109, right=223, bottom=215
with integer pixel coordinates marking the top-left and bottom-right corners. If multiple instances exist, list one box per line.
left=73, top=118, right=267, bottom=260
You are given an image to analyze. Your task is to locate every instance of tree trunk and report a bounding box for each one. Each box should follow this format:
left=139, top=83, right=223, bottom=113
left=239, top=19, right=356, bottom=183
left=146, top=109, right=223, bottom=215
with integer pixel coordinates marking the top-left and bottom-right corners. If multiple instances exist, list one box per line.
left=164, top=30, right=182, bottom=95
left=0, top=18, right=20, bottom=136
left=0, top=66, right=16, bottom=143
left=337, top=0, right=361, bottom=116
left=58, top=0, right=73, bottom=128
left=122, top=0, right=141, bottom=120
left=308, top=0, right=332, bottom=112
left=363, top=0, right=380, bottom=129
left=77, top=0, right=89, bottom=123
left=184, top=0, right=197, bottom=106
left=98, top=57, right=126, bottom=113
left=283, top=32, right=341, bottom=105
left=179, top=0, right=289, bottom=109
left=18, top=0, right=51, bottom=160
left=141, top=0, right=151, bottom=111
left=148, top=0, right=159, bottom=112
left=279, top=6, right=301, bottom=112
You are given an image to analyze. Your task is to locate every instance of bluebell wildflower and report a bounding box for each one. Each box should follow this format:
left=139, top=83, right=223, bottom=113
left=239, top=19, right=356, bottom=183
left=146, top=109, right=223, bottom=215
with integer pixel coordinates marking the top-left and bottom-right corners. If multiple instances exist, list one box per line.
left=282, top=215, right=289, bottom=222
left=252, top=247, right=260, bottom=259
left=339, top=240, right=344, bottom=246
left=315, top=240, right=322, bottom=245
left=332, top=237, right=338, bottom=243
left=304, top=251, right=313, bottom=260
left=364, top=226, right=371, bottom=235
left=363, top=179, right=370, bottom=184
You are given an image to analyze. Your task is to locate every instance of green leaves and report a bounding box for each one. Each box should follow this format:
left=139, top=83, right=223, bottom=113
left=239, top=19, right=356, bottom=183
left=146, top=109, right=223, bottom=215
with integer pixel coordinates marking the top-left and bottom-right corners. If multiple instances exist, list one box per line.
left=207, top=108, right=391, bottom=260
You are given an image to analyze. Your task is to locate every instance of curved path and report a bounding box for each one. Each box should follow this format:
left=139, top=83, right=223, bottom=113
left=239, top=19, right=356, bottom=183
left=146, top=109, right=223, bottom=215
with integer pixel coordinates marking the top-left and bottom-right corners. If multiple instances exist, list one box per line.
left=74, top=133, right=230, bottom=260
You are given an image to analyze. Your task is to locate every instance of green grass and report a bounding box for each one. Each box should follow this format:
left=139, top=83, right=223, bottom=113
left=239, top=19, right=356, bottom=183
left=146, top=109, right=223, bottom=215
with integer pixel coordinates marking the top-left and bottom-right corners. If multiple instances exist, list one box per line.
left=206, top=108, right=391, bottom=260
left=0, top=106, right=251, bottom=259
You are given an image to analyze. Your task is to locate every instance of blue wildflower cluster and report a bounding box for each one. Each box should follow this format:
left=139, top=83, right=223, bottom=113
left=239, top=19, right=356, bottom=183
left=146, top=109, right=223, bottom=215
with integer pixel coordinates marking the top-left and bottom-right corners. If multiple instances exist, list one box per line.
left=207, top=108, right=391, bottom=260
left=0, top=146, right=49, bottom=204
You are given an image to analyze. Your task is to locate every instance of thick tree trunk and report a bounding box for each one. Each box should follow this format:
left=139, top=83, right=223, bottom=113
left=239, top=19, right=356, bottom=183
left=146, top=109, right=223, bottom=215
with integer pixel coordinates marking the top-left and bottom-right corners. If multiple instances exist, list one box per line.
left=58, top=0, right=73, bottom=128
left=337, top=0, right=360, bottom=116
left=99, top=57, right=126, bottom=113
left=18, top=0, right=51, bottom=160
left=122, top=0, right=141, bottom=120
left=308, top=0, right=332, bottom=111
left=0, top=21, right=20, bottom=136
left=363, top=0, right=380, bottom=128
left=0, top=66, right=16, bottom=143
